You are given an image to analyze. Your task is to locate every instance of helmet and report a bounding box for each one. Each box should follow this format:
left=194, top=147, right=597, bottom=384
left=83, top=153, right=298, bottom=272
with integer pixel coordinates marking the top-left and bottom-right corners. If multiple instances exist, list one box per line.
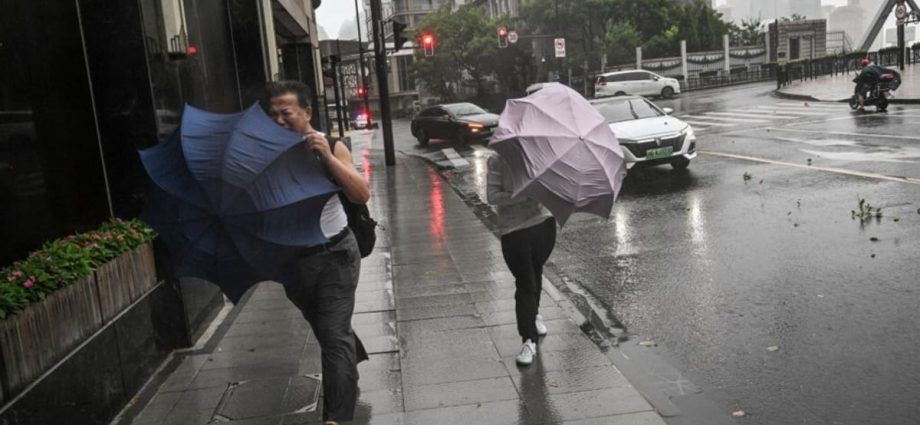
left=860, top=58, right=871, bottom=66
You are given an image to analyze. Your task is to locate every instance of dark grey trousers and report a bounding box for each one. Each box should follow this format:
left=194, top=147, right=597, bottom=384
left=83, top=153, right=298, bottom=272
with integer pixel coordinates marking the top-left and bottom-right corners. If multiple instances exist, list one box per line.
left=283, top=230, right=368, bottom=422
left=500, top=218, right=557, bottom=343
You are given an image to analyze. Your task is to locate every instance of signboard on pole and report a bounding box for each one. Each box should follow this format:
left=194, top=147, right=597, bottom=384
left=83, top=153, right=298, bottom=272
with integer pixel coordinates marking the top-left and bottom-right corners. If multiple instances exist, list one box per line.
left=508, top=31, right=519, bottom=44
left=554, top=38, right=566, bottom=58
left=896, top=0, right=908, bottom=23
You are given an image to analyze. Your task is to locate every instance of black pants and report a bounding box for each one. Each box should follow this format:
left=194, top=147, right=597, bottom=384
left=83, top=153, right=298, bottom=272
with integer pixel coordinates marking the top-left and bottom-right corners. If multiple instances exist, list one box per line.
left=500, top=218, right=557, bottom=343
left=283, top=230, right=368, bottom=422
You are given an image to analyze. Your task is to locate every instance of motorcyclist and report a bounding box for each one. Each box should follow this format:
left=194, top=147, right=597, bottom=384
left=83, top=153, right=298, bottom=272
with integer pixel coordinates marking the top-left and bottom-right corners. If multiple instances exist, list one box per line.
left=853, top=58, right=880, bottom=110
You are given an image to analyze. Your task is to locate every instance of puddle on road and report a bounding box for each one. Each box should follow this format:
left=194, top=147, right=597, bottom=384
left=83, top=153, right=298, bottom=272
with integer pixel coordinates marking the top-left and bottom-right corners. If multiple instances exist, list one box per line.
left=776, top=137, right=858, bottom=147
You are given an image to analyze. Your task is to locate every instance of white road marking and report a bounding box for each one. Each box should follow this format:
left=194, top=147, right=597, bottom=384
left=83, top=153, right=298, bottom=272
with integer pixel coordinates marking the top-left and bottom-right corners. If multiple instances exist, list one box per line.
left=748, top=106, right=838, bottom=116
left=775, top=102, right=850, bottom=109
left=683, top=115, right=769, bottom=123
left=705, top=111, right=802, bottom=120
left=681, top=119, right=734, bottom=127
left=441, top=148, right=471, bottom=168
left=699, top=150, right=920, bottom=185
left=762, top=127, right=920, bottom=141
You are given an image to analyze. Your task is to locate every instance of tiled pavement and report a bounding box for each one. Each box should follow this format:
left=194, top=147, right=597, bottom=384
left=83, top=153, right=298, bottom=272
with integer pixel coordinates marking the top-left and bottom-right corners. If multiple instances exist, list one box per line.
left=120, top=137, right=666, bottom=425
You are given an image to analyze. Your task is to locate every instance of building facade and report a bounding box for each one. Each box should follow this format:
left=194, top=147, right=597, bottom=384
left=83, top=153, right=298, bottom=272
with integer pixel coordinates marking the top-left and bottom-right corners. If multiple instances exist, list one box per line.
left=768, top=19, right=828, bottom=62
left=1, top=0, right=327, bottom=267
left=0, top=1, right=327, bottom=422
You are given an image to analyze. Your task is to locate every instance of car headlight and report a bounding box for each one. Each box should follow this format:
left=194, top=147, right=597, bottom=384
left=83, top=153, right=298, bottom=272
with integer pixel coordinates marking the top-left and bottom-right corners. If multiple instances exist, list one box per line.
left=681, top=126, right=695, bottom=139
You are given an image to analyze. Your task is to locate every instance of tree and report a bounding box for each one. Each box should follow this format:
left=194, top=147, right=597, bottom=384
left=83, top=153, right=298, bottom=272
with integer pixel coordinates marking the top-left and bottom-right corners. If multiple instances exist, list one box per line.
left=731, top=18, right=764, bottom=46
left=603, top=22, right=642, bottom=65
left=411, top=5, right=497, bottom=100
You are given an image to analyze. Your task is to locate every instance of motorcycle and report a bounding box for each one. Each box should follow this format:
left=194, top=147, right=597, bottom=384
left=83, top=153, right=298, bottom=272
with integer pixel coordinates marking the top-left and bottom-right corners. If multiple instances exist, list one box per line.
left=849, top=72, right=901, bottom=112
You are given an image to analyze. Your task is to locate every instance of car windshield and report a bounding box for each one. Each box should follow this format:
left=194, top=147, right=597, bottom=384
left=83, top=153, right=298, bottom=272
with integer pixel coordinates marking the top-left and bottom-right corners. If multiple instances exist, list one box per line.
left=593, top=98, right=664, bottom=123
left=444, top=103, right=487, bottom=116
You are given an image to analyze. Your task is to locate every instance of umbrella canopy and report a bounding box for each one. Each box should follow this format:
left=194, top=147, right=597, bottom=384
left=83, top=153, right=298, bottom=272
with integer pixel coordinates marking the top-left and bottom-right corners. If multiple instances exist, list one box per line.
left=139, top=103, right=340, bottom=302
left=489, top=84, right=627, bottom=225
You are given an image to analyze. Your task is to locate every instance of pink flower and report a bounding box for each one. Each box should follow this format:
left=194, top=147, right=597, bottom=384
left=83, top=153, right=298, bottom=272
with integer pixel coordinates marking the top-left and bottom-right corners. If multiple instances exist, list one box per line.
left=23, top=279, right=34, bottom=288
left=11, top=271, right=23, bottom=278
left=93, top=234, right=102, bottom=241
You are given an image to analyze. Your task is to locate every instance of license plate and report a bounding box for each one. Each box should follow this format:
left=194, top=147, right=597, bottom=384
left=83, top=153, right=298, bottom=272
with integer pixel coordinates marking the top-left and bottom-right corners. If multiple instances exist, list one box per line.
left=645, top=146, right=673, bottom=160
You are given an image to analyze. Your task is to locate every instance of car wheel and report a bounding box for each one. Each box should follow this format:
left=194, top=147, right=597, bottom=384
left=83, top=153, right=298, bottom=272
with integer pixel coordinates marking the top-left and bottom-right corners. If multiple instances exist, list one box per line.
left=848, top=96, right=860, bottom=110
left=878, top=99, right=889, bottom=112
left=614, top=91, right=626, bottom=96
left=661, top=86, right=675, bottom=99
left=671, top=157, right=690, bottom=170
left=417, top=129, right=430, bottom=146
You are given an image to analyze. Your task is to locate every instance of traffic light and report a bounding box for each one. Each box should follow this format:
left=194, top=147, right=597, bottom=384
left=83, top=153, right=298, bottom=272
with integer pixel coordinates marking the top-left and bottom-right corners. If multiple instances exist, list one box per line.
left=356, top=86, right=367, bottom=97
left=497, top=27, right=508, bottom=48
left=421, top=33, right=435, bottom=57
left=392, top=20, right=408, bottom=51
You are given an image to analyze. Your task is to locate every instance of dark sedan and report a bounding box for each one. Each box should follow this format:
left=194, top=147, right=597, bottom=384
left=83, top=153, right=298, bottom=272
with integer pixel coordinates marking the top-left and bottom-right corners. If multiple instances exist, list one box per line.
left=410, top=102, right=499, bottom=146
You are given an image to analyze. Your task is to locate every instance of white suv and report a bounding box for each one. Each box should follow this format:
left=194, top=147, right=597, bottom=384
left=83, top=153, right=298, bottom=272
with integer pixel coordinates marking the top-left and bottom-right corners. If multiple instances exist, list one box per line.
left=594, top=70, right=680, bottom=99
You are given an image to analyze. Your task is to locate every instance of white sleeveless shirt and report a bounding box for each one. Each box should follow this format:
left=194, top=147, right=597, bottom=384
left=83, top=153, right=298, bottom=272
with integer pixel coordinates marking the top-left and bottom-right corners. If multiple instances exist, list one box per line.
left=320, top=193, right=348, bottom=238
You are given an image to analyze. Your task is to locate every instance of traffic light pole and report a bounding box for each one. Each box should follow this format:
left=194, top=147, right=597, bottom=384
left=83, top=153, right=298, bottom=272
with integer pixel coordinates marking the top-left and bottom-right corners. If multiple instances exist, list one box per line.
left=370, top=0, right=396, bottom=166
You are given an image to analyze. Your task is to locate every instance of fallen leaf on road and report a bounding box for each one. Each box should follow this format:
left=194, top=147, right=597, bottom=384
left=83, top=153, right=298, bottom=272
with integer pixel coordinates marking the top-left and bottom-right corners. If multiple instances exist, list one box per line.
left=639, top=340, right=657, bottom=347
left=767, top=346, right=780, bottom=352
left=733, top=410, right=747, bottom=417
left=804, top=102, right=810, bottom=107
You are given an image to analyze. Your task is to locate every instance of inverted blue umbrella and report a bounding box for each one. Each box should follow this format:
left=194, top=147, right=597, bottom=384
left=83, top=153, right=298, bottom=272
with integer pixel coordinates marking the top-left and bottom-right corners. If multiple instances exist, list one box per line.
left=139, top=103, right=340, bottom=302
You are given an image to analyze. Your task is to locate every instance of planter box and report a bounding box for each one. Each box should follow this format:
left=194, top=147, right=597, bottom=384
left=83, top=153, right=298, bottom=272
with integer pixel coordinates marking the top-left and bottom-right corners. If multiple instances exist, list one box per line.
left=94, top=243, right=156, bottom=322
left=0, top=274, right=102, bottom=399
left=0, top=242, right=154, bottom=404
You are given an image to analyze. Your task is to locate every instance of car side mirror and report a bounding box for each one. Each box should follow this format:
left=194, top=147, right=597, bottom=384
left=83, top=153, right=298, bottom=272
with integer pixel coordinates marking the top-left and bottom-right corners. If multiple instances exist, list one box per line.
left=662, top=107, right=673, bottom=115
left=653, top=76, right=660, bottom=81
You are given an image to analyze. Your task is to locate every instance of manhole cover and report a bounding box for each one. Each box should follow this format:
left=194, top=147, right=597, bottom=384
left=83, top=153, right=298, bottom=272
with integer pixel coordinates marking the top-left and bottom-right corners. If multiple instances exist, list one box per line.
left=211, top=374, right=321, bottom=422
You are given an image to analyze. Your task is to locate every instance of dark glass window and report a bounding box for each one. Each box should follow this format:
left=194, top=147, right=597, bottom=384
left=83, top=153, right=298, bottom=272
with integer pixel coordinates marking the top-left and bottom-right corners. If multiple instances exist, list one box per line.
left=1, top=1, right=112, bottom=266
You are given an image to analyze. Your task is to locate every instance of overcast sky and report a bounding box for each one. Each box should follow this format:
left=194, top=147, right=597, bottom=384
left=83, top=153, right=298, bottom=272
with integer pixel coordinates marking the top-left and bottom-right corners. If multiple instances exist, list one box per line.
left=316, top=0, right=361, bottom=40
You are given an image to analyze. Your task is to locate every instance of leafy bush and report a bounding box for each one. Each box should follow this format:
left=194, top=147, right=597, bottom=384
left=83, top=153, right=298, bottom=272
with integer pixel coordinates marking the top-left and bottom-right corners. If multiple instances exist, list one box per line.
left=0, top=219, right=156, bottom=319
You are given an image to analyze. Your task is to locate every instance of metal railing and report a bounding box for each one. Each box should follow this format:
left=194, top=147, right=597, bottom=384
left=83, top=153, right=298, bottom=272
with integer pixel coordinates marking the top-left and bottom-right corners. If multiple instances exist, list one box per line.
left=776, top=48, right=918, bottom=89
left=682, top=69, right=777, bottom=91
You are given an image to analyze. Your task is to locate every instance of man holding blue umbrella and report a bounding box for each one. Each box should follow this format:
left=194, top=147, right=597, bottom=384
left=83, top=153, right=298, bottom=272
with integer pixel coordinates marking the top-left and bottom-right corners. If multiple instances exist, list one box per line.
left=264, top=81, right=370, bottom=425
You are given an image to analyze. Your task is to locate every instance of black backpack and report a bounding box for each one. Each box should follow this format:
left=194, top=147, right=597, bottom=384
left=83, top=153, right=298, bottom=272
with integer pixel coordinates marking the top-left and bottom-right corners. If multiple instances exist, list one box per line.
left=325, top=137, right=377, bottom=257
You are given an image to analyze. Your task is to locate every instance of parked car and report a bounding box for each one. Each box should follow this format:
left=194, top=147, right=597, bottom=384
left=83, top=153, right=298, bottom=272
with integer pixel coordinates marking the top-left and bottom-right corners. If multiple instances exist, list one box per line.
left=594, top=70, right=680, bottom=99
left=590, top=96, right=696, bottom=170
left=410, top=102, right=499, bottom=146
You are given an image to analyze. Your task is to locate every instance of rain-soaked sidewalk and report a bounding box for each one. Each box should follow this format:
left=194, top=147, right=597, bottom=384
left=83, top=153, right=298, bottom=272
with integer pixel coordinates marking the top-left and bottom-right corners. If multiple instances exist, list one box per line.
left=116, top=133, right=666, bottom=425
left=776, top=64, right=920, bottom=103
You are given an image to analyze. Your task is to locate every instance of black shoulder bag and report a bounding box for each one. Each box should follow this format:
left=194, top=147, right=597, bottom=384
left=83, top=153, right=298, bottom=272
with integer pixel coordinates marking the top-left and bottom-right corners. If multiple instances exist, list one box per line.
left=325, top=137, right=377, bottom=257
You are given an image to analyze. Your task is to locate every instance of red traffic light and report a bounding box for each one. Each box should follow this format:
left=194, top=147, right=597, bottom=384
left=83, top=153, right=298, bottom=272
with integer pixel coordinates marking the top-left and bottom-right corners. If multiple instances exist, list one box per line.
left=422, top=34, right=434, bottom=46
left=356, top=86, right=367, bottom=96
left=498, top=27, right=508, bottom=37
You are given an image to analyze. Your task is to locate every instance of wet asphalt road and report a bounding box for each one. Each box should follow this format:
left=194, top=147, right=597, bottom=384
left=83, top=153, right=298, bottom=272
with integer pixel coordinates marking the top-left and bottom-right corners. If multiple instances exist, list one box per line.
left=381, top=82, right=920, bottom=424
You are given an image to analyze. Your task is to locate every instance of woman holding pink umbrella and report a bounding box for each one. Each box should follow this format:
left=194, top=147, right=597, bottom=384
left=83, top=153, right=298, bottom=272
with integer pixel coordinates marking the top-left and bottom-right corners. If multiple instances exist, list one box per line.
left=487, top=153, right=556, bottom=366
left=487, top=83, right=626, bottom=366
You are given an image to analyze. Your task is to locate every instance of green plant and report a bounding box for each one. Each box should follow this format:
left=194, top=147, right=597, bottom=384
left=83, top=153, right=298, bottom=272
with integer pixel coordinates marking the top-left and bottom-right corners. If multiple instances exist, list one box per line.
left=851, top=198, right=882, bottom=223
left=0, top=218, right=156, bottom=319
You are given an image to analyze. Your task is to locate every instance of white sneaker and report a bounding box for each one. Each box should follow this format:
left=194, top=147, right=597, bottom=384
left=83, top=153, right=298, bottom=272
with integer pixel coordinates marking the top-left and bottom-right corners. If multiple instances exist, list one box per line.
left=535, top=314, right=548, bottom=336
left=516, top=339, right=537, bottom=366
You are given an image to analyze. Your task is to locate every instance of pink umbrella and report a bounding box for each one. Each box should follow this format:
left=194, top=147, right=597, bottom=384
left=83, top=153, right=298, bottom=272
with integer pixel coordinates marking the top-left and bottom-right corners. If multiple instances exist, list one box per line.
left=489, top=84, right=627, bottom=225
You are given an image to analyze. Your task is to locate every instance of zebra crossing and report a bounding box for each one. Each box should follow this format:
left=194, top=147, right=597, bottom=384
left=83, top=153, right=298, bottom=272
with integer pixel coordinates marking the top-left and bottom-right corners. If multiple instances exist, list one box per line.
left=678, top=102, right=854, bottom=133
